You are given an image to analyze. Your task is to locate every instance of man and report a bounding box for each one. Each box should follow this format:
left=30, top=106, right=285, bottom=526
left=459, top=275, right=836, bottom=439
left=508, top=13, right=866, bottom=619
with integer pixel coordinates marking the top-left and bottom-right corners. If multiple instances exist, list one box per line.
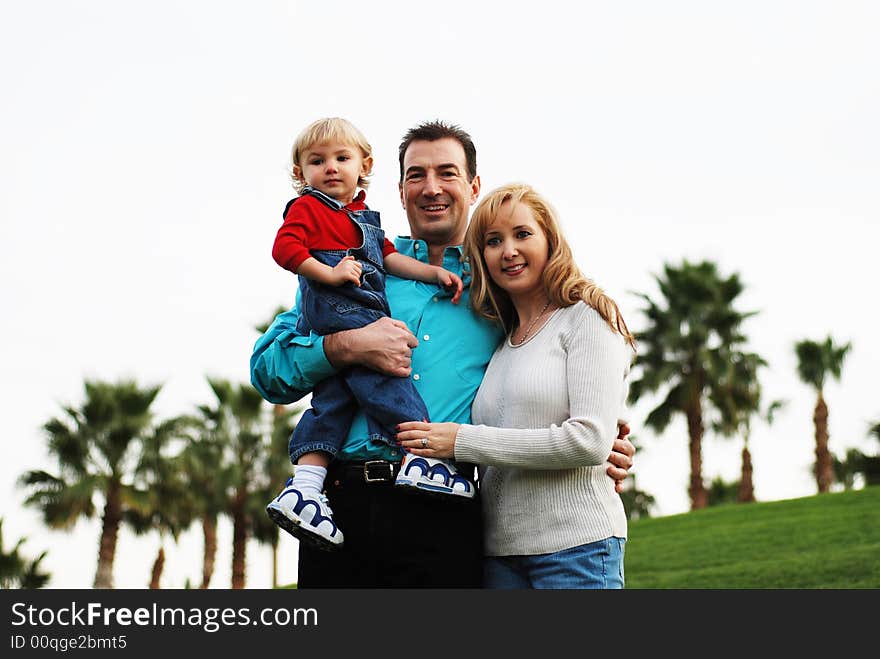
left=251, top=121, right=635, bottom=587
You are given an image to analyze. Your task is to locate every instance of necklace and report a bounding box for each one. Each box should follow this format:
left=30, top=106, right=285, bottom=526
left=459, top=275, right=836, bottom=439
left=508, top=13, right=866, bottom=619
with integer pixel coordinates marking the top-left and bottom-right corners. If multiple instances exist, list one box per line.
left=512, top=299, right=552, bottom=346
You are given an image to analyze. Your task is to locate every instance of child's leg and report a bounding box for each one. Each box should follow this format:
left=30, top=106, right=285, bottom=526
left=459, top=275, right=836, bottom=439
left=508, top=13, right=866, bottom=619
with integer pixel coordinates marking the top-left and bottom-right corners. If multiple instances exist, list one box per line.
left=289, top=451, right=331, bottom=498
left=343, top=366, right=475, bottom=499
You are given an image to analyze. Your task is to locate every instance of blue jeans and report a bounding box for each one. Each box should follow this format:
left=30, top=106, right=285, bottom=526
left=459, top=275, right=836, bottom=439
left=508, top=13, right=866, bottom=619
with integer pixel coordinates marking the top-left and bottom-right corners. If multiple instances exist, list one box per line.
left=484, top=537, right=626, bottom=589
left=289, top=207, right=430, bottom=463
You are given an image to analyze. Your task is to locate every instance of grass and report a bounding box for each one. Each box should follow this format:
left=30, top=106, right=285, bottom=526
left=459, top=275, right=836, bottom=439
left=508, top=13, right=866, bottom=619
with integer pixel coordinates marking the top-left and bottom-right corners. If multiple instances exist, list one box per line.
left=625, top=485, right=880, bottom=588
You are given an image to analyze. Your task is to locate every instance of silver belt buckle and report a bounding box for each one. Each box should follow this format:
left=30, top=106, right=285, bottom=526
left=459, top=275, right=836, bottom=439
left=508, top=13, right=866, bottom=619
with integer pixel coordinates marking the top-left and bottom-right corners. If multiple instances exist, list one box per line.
left=363, top=460, right=393, bottom=483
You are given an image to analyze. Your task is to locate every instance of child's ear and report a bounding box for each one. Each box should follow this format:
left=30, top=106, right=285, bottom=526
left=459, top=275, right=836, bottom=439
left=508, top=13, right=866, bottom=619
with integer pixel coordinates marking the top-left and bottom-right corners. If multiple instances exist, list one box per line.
left=292, top=164, right=305, bottom=184
left=361, top=155, right=374, bottom=176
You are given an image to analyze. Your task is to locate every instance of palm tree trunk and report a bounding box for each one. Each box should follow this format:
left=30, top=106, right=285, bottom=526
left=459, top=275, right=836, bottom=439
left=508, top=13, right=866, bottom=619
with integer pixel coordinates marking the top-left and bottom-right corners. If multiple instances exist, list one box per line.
left=686, top=400, right=708, bottom=509
left=200, top=514, right=217, bottom=589
left=272, top=540, right=279, bottom=589
left=149, top=546, right=165, bottom=589
left=93, top=479, right=122, bottom=589
left=814, top=392, right=833, bottom=493
left=738, top=444, right=755, bottom=503
left=231, top=491, right=248, bottom=589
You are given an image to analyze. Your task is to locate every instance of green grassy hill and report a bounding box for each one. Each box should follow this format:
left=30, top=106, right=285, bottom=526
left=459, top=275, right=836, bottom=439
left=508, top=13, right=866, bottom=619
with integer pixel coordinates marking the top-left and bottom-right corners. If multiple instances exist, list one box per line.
left=626, top=485, right=880, bottom=588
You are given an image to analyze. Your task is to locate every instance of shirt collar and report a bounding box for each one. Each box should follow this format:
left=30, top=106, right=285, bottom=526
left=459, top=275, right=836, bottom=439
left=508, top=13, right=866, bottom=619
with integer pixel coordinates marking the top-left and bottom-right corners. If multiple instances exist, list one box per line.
left=393, top=237, right=470, bottom=280
left=302, top=186, right=366, bottom=210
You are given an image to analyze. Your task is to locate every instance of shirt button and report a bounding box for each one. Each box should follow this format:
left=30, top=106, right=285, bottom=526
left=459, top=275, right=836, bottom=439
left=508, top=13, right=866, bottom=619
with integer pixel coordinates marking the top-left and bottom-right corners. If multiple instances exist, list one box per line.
left=432, top=296, right=439, bottom=302
left=423, top=334, right=430, bottom=341
left=413, top=374, right=420, bottom=381
left=414, top=244, right=420, bottom=251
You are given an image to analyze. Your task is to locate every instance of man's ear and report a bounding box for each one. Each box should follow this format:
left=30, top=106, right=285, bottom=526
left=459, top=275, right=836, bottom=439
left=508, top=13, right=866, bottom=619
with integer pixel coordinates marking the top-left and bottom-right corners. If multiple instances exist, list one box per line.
left=469, top=175, right=481, bottom=205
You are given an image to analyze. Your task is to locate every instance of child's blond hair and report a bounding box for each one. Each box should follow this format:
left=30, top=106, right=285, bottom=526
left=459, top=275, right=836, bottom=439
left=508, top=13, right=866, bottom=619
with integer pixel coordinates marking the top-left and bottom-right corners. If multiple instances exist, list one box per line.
left=290, top=117, right=373, bottom=193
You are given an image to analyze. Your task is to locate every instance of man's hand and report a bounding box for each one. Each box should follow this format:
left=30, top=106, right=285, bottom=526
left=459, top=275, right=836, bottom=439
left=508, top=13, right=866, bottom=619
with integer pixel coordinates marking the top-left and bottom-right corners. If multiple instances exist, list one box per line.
left=323, top=316, right=418, bottom=377
left=606, top=422, right=635, bottom=493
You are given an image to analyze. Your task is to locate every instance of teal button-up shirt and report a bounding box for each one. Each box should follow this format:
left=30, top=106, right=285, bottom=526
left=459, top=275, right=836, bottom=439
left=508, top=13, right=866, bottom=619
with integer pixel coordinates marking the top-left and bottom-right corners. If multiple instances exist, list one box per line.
left=250, top=237, right=504, bottom=462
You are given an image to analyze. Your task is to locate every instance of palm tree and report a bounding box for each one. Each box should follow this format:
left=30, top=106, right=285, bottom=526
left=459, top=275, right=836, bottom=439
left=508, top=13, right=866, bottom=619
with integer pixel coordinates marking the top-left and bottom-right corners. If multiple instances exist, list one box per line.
left=833, top=420, right=880, bottom=489
left=0, top=519, right=50, bottom=589
left=200, top=378, right=268, bottom=589
left=629, top=260, right=757, bottom=509
left=19, top=379, right=162, bottom=588
left=710, top=350, right=785, bottom=502
left=126, top=417, right=197, bottom=589
left=250, top=404, right=300, bottom=588
left=794, top=336, right=852, bottom=493
left=253, top=308, right=301, bottom=588
left=179, top=425, right=230, bottom=589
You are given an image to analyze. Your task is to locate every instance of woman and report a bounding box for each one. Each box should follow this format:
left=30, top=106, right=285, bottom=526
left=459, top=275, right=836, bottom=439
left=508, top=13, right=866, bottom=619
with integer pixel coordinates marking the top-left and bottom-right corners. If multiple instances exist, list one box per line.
left=397, top=183, right=636, bottom=589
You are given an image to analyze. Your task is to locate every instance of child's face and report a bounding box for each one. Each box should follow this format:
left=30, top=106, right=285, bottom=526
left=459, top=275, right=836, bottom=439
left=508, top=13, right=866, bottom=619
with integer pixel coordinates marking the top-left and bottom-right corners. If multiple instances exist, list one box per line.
left=294, top=140, right=372, bottom=203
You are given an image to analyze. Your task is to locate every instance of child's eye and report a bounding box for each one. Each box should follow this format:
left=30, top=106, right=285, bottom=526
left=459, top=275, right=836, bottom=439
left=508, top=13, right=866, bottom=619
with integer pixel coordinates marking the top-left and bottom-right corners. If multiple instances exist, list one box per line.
left=309, top=158, right=323, bottom=166
left=338, top=155, right=350, bottom=162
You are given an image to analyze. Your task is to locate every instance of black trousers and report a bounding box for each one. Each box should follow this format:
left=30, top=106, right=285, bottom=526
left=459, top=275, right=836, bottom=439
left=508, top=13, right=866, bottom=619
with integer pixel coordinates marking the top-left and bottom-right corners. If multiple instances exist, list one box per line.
left=297, top=461, right=484, bottom=588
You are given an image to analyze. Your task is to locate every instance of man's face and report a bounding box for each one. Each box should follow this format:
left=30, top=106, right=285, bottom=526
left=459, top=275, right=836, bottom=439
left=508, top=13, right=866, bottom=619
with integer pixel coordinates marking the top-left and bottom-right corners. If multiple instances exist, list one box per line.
left=399, top=138, right=480, bottom=246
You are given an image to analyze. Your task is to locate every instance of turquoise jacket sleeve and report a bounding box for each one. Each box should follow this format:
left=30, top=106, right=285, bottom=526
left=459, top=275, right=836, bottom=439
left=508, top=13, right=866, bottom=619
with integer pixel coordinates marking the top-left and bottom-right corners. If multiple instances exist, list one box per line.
left=249, top=297, right=339, bottom=404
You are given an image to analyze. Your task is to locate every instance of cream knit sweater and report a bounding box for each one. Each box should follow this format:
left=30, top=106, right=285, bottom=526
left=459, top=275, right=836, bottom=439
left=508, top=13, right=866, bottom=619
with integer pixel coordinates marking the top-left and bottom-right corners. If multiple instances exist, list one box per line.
left=454, top=302, right=633, bottom=556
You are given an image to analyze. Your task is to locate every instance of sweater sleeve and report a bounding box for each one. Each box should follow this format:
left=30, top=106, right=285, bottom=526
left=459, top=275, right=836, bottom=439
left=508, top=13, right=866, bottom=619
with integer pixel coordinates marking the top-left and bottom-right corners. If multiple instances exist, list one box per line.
left=454, top=307, right=632, bottom=470
left=272, top=199, right=314, bottom=273
left=382, top=237, right=397, bottom=258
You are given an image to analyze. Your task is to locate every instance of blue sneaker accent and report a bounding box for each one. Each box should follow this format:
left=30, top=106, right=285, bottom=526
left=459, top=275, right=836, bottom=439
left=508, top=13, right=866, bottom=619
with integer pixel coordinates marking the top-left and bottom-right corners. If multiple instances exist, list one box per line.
left=395, top=454, right=475, bottom=500
left=266, top=478, right=344, bottom=551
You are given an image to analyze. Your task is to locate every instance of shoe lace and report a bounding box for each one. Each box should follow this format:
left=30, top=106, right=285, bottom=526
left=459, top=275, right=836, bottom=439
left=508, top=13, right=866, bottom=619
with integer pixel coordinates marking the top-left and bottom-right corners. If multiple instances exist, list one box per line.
left=318, top=493, right=334, bottom=515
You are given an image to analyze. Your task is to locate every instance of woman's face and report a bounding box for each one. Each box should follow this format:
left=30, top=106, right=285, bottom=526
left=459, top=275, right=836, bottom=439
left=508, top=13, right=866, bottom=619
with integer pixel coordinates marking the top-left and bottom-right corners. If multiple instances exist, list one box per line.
left=481, top=201, right=549, bottom=301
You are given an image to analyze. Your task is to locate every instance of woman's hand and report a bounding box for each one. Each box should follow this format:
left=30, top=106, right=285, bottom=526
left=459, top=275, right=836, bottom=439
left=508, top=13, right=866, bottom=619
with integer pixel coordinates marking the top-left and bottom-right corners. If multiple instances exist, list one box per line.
left=396, top=421, right=460, bottom=459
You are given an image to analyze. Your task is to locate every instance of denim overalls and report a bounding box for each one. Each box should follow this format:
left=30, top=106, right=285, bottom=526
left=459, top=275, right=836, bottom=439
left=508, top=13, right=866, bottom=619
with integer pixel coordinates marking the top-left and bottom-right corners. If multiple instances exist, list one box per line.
left=288, top=188, right=430, bottom=463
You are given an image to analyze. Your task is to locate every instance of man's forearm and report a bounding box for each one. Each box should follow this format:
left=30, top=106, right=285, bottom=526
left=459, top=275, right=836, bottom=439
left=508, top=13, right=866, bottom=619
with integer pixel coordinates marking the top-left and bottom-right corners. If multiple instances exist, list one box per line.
left=323, top=329, right=356, bottom=369
left=322, top=317, right=419, bottom=377
left=249, top=308, right=338, bottom=403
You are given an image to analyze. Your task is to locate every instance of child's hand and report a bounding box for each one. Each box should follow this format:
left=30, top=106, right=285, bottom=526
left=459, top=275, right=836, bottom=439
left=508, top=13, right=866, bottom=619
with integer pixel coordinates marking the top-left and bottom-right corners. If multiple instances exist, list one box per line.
left=436, top=268, right=463, bottom=304
left=331, top=256, right=362, bottom=286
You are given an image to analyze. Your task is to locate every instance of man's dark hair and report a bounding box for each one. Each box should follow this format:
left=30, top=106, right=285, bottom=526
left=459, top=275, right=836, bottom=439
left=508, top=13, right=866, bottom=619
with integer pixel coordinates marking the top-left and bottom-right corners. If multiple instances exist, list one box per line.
left=398, top=120, right=477, bottom=183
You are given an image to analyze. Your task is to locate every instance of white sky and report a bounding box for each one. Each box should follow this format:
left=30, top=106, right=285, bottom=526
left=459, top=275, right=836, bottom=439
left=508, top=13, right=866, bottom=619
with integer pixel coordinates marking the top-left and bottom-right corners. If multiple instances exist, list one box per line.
left=2, top=1, right=878, bottom=588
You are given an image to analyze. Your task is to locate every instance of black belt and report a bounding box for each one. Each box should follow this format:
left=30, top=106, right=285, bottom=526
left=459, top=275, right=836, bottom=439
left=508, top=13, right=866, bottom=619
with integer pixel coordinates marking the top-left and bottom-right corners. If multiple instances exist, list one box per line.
left=329, top=460, right=402, bottom=484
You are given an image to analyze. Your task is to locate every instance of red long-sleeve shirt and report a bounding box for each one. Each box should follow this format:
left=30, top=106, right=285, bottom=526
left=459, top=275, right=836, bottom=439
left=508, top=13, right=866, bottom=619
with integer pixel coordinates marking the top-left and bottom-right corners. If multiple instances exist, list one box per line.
left=272, top=190, right=395, bottom=273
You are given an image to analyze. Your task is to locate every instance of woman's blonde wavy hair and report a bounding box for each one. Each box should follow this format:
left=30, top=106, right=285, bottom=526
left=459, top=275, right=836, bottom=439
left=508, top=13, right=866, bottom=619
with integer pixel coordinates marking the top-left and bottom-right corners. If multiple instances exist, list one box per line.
left=464, top=183, right=635, bottom=349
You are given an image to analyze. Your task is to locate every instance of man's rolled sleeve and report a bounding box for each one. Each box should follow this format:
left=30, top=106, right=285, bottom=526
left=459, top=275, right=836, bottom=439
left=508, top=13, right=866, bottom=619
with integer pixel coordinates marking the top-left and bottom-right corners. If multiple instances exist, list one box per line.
left=249, top=309, right=339, bottom=404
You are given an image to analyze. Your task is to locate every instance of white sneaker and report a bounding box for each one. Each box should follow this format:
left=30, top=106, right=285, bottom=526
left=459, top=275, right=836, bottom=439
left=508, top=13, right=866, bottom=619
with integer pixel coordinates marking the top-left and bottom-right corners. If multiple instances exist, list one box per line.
left=266, top=478, right=344, bottom=550
left=395, top=453, right=475, bottom=499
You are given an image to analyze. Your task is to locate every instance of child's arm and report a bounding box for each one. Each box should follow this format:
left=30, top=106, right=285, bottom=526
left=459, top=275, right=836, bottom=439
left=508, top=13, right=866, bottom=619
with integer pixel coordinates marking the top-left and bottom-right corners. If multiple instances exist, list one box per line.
left=383, top=252, right=463, bottom=304
left=298, top=255, right=362, bottom=287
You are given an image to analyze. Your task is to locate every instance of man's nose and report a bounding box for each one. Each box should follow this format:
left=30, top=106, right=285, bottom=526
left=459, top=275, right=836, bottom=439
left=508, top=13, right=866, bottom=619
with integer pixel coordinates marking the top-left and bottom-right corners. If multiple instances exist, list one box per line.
left=422, top=172, right=442, bottom=196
